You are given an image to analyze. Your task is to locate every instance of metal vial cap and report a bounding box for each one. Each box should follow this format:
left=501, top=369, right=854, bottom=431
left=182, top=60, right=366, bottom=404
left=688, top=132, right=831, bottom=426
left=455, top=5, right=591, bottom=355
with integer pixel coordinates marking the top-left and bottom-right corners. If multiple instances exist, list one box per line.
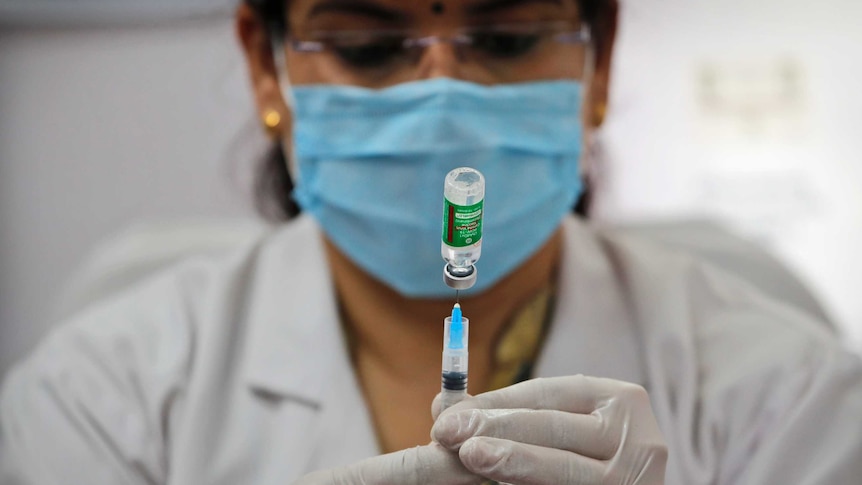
left=443, top=264, right=477, bottom=290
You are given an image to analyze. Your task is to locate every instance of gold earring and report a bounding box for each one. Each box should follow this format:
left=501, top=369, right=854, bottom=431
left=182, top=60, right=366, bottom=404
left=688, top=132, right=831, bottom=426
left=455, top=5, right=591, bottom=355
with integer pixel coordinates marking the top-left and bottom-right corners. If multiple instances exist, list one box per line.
left=263, top=110, right=282, bottom=139
left=592, top=102, right=607, bottom=127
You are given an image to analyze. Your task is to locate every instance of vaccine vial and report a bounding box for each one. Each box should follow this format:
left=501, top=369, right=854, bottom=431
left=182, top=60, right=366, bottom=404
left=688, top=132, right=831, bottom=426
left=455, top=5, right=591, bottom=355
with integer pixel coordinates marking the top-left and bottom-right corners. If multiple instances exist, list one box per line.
left=441, top=167, right=484, bottom=290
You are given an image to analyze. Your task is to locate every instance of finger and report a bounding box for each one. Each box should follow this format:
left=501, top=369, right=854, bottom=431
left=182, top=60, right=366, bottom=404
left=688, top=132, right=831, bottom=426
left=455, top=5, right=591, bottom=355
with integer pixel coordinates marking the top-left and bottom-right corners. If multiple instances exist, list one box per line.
left=432, top=409, right=619, bottom=460
left=295, top=443, right=481, bottom=485
left=431, top=391, right=474, bottom=421
left=440, top=375, right=619, bottom=416
left=458, top=437, right=607, bottom=485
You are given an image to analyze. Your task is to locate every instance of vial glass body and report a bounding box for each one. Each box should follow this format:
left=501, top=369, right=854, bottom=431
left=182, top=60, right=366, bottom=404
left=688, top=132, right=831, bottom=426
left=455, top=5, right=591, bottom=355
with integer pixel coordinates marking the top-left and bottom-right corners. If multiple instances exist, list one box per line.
left=441, top=167, right=485, bottom=273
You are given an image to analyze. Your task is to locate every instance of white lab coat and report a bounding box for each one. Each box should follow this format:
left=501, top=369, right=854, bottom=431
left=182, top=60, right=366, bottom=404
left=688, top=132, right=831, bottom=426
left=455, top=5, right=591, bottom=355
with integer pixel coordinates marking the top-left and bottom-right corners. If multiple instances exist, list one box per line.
left=2, top=215, right=861, bottom=484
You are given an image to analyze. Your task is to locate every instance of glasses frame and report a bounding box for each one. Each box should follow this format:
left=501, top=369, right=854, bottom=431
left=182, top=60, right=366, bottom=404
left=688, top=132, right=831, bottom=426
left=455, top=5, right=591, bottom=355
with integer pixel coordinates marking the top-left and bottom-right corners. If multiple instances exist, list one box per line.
left=286, top=21, right=592, bottom=55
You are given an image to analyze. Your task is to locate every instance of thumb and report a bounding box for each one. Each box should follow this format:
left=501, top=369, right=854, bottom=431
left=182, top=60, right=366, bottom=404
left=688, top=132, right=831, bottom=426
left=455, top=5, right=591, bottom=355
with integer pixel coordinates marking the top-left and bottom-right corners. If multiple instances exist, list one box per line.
left=293, top=443, right=480, bottom=485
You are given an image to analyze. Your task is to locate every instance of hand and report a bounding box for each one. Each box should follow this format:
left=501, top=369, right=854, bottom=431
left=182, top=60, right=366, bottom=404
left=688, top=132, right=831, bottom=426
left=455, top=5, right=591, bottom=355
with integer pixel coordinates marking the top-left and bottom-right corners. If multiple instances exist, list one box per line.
left=292, top=442, right=482, bottom=485
left=431, top=375, right=667, bottom=485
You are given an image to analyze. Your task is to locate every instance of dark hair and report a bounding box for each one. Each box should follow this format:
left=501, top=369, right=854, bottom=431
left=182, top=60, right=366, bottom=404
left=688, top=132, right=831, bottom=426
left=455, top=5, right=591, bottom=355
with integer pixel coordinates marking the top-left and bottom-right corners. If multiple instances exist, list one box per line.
left=246, top=0, right=612, bottom=221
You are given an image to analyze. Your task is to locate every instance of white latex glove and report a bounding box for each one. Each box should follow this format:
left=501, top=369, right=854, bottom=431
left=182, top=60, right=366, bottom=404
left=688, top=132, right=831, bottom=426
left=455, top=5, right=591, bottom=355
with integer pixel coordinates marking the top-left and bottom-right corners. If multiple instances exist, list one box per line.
left=431, top=375, right=667, bottom=485
left=292, top=442, right=482, bottom=485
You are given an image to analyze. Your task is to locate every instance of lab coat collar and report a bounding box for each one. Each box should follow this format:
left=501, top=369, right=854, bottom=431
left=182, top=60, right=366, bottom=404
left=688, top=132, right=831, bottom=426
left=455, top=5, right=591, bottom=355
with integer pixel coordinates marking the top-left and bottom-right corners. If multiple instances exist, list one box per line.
left=241, top=215, right=347, bottom=406
left=535, top=217, right=646, bottom=386
left=240, top=215, right=381, bottom=469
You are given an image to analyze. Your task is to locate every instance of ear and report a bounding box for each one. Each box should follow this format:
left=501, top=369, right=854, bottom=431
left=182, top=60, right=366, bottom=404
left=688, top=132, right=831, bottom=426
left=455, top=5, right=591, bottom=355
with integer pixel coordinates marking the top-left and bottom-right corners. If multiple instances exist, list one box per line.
left=586, top=0, right=619, bottom=129
left=236, top=4, right=291, bottom=138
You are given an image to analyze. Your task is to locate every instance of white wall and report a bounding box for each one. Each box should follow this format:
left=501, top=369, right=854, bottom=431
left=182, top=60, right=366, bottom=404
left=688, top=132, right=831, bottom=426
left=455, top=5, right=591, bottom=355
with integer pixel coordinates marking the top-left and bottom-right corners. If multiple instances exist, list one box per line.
left=0, top=17, right=261, bottom=374
left=1, top=0, right=860, bottom=377
left=595, top=0, right=862, bottom=352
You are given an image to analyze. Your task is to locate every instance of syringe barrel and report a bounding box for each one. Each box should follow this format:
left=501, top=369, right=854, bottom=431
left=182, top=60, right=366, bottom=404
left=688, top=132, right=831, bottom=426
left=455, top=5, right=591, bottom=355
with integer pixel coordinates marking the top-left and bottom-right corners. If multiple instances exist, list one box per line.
left=441, top=316, right=469, bottom=412
left=442, top=316, right=469, bottom=365
left=440, top=388, right=466, bottom=413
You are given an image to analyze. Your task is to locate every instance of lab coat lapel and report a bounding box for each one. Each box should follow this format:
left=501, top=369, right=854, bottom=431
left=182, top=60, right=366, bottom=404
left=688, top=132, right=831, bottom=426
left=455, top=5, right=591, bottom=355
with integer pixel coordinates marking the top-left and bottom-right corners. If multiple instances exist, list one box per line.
left=536, top=217, right=646, bottom=386
left=241, top=216, right=379, bottom=478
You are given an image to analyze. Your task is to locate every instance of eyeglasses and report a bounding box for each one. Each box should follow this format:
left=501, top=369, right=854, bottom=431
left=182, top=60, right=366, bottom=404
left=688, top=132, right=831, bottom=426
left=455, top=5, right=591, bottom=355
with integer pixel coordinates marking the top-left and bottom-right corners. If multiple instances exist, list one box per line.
left=283, top=22, right=591, bottom=84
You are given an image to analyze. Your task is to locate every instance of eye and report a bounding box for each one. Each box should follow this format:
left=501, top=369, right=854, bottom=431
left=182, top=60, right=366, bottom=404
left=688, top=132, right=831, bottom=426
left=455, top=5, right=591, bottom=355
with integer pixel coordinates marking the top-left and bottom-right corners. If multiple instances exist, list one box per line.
left=470, top=32, right=541, bottom=58
left=331, top=37, right=406, bottom=69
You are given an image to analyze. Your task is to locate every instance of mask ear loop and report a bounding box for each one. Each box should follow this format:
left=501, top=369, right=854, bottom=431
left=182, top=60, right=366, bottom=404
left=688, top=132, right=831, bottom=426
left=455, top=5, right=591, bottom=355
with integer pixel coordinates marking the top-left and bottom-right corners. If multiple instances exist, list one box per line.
left=271, top=39, right=302, bottom=185
left=579, top=36, right=600, bottom=189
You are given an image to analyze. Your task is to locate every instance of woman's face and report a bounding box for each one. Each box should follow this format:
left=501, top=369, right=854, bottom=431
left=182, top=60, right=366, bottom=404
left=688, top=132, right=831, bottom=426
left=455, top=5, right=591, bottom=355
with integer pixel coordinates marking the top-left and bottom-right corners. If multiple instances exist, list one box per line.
left=238, top=0, right=616, bottom=136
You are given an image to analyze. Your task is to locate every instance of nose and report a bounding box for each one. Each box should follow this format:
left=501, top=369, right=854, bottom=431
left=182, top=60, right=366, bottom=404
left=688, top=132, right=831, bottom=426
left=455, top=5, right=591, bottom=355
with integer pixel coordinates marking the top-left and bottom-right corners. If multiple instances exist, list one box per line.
left=414, top=42, right=464, bottom=80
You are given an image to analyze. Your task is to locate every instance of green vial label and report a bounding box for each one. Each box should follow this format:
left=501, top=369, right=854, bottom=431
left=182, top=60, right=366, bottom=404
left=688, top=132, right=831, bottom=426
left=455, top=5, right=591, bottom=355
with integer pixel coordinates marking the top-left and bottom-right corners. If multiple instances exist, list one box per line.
left=442, top=199, right=484, bottom=248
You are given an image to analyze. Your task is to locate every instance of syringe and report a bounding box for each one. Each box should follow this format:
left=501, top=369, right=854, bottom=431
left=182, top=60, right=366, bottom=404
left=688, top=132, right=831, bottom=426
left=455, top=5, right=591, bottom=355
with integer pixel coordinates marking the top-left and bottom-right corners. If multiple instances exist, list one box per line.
left=440, top=303, right=469, bottom=412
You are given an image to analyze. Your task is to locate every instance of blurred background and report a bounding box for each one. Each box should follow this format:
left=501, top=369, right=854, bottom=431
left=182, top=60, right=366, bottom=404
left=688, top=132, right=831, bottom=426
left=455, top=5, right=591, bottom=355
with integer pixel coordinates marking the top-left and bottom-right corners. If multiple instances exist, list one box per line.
left=1, top=0, right=860, bottom=377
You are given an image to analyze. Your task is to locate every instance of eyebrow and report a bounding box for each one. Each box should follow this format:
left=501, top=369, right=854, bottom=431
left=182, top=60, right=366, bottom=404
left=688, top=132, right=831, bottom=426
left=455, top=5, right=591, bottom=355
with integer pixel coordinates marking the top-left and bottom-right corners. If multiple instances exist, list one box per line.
left=466, top=0, right=564, bottom=15
left=308, top=0, right=409, bottom=22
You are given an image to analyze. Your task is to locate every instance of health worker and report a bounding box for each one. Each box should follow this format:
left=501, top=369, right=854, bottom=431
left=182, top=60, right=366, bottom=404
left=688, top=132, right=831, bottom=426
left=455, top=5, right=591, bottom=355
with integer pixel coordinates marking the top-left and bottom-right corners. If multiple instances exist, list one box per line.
left=2, top=1, right=862, bottom=484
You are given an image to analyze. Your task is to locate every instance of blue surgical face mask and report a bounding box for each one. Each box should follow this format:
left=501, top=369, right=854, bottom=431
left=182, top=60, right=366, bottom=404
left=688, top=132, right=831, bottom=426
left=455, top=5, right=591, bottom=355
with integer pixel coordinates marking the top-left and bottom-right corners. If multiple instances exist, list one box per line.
left=284, top=77, right=584, bottom=298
